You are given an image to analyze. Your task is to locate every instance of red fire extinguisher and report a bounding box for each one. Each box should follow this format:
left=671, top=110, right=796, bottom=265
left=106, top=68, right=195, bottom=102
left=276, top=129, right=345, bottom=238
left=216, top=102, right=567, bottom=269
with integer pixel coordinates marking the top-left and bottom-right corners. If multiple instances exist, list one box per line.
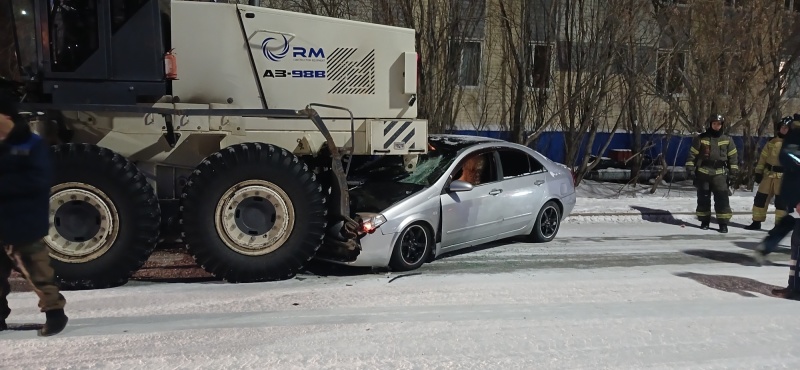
left=164, top=49, right=178, bottom=80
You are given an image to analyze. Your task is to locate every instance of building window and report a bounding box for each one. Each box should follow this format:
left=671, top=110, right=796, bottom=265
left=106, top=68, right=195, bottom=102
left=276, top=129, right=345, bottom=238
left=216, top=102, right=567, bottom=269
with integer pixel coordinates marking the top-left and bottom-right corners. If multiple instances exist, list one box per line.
left=656, top=50, right=685, bottom=95
left=452, top=40, right=482, bottom=87
left=527, top=43, right=552, bottom=89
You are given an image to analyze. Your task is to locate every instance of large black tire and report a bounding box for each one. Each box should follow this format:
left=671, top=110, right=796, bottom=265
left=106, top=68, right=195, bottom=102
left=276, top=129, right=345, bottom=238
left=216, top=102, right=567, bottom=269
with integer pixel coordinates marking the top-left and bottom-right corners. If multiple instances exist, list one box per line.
left=528, top=200, right=562, bottom=243
left=179, top=143, right=327, bottom=283
left=47, top=144, right=161, bottom=289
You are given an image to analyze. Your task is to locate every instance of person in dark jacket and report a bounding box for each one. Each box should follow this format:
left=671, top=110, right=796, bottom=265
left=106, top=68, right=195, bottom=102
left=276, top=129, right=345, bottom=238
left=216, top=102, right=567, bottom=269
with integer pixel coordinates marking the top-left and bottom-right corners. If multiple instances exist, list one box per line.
left=767, top=116, right=800, bottom=299
left=0, top=92, right=68, bottom=336
left=754, top=116, right=800, bottom=265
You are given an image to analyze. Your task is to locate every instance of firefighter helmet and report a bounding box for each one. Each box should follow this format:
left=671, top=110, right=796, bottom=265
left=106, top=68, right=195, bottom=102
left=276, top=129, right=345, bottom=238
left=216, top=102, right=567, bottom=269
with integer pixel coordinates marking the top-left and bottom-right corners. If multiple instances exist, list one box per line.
left=707, top=114, right=724, bottom=125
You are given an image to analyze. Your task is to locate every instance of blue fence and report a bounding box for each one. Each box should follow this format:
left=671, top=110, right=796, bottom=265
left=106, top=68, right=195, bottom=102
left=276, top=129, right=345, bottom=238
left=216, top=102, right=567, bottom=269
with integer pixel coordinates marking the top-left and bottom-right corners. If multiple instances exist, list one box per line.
left=450, top=130, right=769, bottom=167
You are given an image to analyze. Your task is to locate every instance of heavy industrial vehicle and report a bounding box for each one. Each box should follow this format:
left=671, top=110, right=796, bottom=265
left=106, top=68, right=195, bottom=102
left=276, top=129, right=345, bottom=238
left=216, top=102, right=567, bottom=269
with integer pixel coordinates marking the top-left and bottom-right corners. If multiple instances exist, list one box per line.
left=3, top=0, right=426, bottom=289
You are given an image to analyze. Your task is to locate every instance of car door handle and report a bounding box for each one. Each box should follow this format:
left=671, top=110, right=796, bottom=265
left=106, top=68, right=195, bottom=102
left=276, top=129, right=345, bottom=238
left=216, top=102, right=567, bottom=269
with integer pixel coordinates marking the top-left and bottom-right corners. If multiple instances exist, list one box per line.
left=534, top=180, right=544, bottom=186
left=489, top=189, right=503, bottom=195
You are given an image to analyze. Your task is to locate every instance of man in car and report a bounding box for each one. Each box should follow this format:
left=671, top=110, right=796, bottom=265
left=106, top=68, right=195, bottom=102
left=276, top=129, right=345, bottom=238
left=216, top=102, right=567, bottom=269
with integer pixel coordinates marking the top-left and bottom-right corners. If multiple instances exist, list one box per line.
left=457, top=154, right=487, bottom=185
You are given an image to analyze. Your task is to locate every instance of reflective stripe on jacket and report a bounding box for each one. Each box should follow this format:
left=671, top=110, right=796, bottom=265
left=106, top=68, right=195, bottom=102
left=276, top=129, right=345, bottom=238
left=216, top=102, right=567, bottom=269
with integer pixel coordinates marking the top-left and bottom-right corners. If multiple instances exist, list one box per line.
left=685, top=132, right=739, bottom=176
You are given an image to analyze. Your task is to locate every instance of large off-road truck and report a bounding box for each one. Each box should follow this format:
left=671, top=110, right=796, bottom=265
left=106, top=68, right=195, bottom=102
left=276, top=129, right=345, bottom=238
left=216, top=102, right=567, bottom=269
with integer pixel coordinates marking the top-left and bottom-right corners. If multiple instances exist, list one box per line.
left=3, top=0, right=427, bottom=289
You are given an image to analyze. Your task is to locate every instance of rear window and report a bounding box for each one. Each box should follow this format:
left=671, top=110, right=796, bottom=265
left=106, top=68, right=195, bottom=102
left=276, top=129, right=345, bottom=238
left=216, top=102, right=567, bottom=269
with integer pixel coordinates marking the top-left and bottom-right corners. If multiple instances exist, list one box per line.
left=498, top=150, right=531, bottom=178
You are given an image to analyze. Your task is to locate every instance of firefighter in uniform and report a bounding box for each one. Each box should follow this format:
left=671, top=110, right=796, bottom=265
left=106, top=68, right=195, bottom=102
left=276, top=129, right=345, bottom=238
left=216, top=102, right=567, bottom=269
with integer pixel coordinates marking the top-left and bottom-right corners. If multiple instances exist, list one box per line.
left=745, top=117, right=792, bottom=230
left=685, top=114, right=739, bottom=233
left=769, top=117, right=800, bottom=299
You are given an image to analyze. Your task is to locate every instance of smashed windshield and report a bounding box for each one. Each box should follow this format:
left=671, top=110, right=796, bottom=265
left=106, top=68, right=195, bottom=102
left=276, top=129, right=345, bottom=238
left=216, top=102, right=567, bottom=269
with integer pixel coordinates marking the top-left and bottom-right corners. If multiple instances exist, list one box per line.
left=348, top=142, right=464, bottom=187
left=395, top=151, right=458, bottom=186
left=348, top=150, right=458, bottom=187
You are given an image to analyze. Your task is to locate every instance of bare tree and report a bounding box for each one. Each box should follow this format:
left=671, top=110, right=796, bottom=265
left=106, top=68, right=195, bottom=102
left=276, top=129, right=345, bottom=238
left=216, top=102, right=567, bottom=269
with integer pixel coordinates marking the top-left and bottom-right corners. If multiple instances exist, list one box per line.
left=372, top=0, right=485, bottom=134
left=606, top=1, right=681, bottom=192
left=737, top=2, right=800, bottom=186
left=644, top=1, right=800, bottom=187
left=496, top=0, right=628, bottom=185
left=560, top=1, right=632, bottom=185
left=495, top=0, right=537, bottom=144
left=259, top=0, right=369, bottom=19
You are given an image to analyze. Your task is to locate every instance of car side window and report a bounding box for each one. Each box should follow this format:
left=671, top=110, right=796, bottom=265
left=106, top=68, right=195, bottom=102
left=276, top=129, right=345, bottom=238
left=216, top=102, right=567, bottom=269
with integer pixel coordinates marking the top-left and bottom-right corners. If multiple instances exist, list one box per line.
left=528, top=154, right=545, bottom=173
left=452, top=151, right=498, bottom=186
left=498, top=149, right=531, bottom=179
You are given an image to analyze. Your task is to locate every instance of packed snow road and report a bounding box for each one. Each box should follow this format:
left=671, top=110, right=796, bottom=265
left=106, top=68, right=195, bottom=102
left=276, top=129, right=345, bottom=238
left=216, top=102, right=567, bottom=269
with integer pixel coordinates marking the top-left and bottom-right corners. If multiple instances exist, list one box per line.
left=3, top=215, right=800, bottom=369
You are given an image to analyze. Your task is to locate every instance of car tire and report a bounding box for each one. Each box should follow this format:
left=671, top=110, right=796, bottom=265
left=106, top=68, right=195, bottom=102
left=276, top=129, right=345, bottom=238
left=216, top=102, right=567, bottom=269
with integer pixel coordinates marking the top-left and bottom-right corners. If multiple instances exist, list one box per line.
left=389, top=222, right=433, bottom=271
left=528, top=200, right=561, bottom=243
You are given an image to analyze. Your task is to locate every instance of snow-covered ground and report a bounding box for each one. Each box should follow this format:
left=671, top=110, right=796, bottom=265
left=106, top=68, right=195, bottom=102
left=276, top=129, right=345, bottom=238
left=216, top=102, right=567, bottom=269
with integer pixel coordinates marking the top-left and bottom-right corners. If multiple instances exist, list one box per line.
left=3, top=181, right=796, bottom=369
left=572, top=179, right=758, bottom=216
left=575, top=179, right=755, bottom=200
left=6, top=262, right=799, bottom=369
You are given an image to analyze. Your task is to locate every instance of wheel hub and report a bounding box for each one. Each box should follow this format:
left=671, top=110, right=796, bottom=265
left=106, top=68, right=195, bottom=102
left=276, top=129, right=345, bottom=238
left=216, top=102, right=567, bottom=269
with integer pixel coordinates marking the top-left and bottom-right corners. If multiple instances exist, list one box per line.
left=233, top=196, right=277, bottom=236
left=46, top=183, right=118, bottom=263
left=54, top=199, right=102, bottom=241
left=215, top=180, right=295, bottom=256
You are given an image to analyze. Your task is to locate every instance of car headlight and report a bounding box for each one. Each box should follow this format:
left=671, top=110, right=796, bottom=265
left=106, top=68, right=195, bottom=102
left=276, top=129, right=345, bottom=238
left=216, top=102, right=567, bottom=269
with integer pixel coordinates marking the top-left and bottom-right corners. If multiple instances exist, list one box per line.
left=360, top=214, right=387, bottom=234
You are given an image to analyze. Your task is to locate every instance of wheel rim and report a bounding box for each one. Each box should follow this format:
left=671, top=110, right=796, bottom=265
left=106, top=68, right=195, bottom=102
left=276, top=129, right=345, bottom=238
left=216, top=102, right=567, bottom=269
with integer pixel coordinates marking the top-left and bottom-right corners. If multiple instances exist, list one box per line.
left=215, top=180, right=295, bottom=256
left=400, top=225, right=428, bottom=265
left=46, top=182, right=119, bottom=263
left=539, top=205, right=559, bottom=239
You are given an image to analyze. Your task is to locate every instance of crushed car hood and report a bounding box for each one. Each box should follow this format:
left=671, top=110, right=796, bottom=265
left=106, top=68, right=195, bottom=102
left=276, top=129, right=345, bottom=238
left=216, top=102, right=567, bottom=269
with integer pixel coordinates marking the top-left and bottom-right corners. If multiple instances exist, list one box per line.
left=348, top=181, right=425, bottom=214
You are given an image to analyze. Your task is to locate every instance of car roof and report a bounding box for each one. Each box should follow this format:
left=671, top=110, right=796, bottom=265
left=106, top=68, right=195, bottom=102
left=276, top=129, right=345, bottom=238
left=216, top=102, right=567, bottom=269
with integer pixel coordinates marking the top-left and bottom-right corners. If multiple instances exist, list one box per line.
left=427, top=134, right=551, bottom=162
left=427, top=134, right=505, bottom=150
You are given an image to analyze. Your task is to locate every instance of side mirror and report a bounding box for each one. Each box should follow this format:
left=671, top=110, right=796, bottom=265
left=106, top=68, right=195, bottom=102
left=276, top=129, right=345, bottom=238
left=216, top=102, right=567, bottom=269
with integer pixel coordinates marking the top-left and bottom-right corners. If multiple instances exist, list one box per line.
left=449, top=180, right=474, bottom=192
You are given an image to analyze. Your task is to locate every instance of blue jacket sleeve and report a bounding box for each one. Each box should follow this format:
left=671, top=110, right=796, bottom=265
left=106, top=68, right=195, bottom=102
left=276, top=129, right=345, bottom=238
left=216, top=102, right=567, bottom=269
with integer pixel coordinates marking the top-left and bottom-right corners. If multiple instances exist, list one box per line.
left=0, top=136, right=52, bottom=197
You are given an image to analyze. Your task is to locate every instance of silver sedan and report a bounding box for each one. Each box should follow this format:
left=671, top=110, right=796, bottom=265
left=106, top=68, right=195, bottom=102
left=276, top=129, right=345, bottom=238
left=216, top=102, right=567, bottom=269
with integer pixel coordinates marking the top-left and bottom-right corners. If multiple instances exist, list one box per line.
left=324, top=134, right=577, bottom=271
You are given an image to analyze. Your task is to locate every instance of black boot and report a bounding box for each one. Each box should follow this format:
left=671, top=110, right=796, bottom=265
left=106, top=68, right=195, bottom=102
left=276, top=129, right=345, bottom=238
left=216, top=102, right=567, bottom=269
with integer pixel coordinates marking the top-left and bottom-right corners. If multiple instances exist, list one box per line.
left=719, top=224, right=728, bottom=233
left=700, top=221, right=710, bottom=230
left=38, top=309, right=68, bottom=337
left=0, top=320, right=6, bottom=331
left=772, top=287, right=800, bottom=300
left=744, top=221, right=761, bottom=230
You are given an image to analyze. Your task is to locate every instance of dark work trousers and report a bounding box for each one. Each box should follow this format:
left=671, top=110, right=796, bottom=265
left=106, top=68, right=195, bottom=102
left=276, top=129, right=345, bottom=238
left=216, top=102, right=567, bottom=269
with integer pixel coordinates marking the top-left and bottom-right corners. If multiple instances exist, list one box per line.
left=1, top=240, right=66, bottom=321
left=788, top=219, right=800, bottom=291
left=696, top=178, right=733, bottom=224
left=761, top=208, right=796, bottom=256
